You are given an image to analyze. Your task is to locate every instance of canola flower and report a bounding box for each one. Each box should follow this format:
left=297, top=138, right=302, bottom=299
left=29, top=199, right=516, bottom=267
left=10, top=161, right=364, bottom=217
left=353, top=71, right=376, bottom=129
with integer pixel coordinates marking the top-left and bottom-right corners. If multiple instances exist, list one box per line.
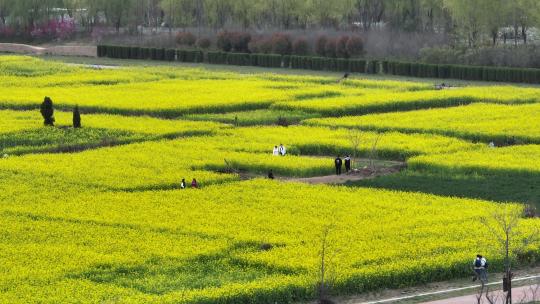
left=1, top=54, right=539, bottom=304
left=214, top=125, right=482, bottom=160
left=0, top=137, right=335, bottom=191
left=0, top=110, right=228, bottom=155
left=0, top=180, right=538, bottom=303
left=0, top=56, right=431, bottom=117
left=274, top=86, right=540, bottom=116
left=409, top=144, right=540, bottom=175
left=305, top=103, right=540, bottom=144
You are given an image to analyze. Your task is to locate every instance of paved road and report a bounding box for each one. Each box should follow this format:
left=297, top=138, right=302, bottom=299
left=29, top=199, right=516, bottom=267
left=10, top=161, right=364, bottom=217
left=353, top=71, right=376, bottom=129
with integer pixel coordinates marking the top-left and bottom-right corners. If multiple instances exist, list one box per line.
left=358, top=275, right=540, bottom=304
left=421, top=284, right=539, bottom=304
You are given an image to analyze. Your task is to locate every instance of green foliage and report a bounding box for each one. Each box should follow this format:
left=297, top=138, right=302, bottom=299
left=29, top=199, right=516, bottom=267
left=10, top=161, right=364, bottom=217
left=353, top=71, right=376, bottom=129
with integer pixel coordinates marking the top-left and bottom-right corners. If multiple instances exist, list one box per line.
left=164, top=49, right=175, bottom=61
left=349, top=59, right=366, bottom=73
left=96, top=45, right=540, bottom=84
left=226, top=53, right=251, bottom=66
left=40, top=96, right=54, bottom=126
left=385, top=60, right=540, bottom=83
left=177, top=50, right=204, bottom=63
left=251, top=54, right=282, bottom=68
left=207, top=51, right=228, bottom=64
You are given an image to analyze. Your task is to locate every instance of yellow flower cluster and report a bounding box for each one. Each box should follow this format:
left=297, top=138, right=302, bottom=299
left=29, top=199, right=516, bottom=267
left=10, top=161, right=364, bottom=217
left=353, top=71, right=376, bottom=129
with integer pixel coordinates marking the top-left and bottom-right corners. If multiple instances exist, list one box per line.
left=0, top=55, right=539, bottom=303
left=305, top=103, right=540, bottom=144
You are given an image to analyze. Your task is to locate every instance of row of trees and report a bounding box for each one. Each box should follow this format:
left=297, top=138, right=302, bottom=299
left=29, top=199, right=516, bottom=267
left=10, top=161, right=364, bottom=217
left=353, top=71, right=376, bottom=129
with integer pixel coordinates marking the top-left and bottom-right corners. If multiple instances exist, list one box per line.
left=0, top=0, right=539, bottom=46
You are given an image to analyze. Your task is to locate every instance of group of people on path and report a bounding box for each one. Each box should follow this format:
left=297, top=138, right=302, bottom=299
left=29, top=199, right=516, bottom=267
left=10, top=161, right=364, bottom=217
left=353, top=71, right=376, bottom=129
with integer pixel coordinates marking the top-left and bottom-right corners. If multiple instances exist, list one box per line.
left=180, top=178, right=199, bottom=189
left=334, top=155, right=351, bottom=175
left=272, top=144, right=287, bottom=156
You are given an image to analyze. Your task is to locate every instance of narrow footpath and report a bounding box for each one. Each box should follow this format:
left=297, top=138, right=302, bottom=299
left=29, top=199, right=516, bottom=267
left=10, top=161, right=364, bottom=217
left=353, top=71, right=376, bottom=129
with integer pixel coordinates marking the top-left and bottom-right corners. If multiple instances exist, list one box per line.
left=353, top=275, right=540, bottom=304
left=287, top=161, right=405, bottom=185
left=421, top=284, right=539, bottom=304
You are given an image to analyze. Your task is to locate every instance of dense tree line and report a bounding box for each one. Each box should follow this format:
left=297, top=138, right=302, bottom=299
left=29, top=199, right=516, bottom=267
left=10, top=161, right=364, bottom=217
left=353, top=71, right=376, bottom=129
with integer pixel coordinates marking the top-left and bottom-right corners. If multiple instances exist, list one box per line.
left=0, top=0, right=538, bottom=46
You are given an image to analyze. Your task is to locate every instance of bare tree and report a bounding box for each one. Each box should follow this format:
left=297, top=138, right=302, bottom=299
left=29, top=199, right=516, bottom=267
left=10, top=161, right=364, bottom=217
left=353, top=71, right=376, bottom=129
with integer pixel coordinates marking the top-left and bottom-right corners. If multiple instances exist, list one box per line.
left=517, top=280, right=539, bottom=304
left=481, top=206, right=540, bottom=304
left=368, top=133, right=382, bottom=171
left=223, top=158, right=239, bottom=174
left=485, top=286, right=503, bottom=304
left=346, top=129, right=362, bottom=170
left=318, top=225, right=337, bottom=304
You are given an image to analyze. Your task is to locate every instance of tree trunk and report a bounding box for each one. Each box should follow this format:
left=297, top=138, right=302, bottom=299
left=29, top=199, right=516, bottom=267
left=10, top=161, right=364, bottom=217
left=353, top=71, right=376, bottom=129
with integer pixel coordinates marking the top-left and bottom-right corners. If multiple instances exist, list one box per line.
left=521, top=26, right=527, bottom=44
left=514, top=24, right=518, bottom=46
left=505, top=230, right=512, bottom=304
left=116, top=18, right=121, bottom=33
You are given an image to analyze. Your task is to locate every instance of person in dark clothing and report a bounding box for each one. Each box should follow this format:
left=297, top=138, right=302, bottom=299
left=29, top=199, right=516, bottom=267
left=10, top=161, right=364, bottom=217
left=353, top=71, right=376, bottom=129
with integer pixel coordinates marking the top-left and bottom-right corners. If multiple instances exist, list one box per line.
left=344, top=155, right=351, bottom=173
left=191, top=178, right=199, bottom=189
left=335, top=156, right=343, bottom=175
left=338, top=73, right=349, bottom=83
left=268, top=170, right=274, bottom=179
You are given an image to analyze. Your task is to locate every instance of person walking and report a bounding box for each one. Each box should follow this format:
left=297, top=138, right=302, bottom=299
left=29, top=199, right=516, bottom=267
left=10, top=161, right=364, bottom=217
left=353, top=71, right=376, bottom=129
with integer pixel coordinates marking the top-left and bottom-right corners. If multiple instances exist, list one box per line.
left=191, top=178, right=199, bottom=189
left=279, top=144, right=286, bottom=156
left=344, top=155, right=351, bottom=173
left=473, top=254, right=488, bottom=284
left=268, top=170, right=274, bottom=179
left=180, top=178, right=186, bottom=189
left=273, top=145, right=279, bottom=156
left=335, top=156, right=343, bottom=175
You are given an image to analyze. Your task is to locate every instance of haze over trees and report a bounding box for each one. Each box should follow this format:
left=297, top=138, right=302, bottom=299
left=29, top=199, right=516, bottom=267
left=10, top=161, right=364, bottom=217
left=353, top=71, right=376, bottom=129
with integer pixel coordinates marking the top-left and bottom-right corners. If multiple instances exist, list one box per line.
left=0, top=0, right=538, bottom=43
left=0, top=1, right=539, bottom=67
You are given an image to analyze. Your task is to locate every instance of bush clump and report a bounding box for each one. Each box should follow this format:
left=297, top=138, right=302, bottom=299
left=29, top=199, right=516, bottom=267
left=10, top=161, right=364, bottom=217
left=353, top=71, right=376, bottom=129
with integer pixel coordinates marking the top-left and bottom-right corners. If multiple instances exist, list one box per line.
left=292, top=37, right=310, bottom=56
left=315, top=35, right=328, bottom=57
left=271, top=33, right=292, bottom=55
left=230, top=32, right=252, bottom=53
left=325, top=38, right=337, bottom=58
left=196, top=37, right=211, bottom=49
left=217, top=31, right=232, bottom=52
left=73, top=105, right=81, bottom=128
left=249, top=37, right=273, bottom=54
left=40, top=96, right=55, bottom=126
left=336, top=35, right=349, bottom=58
left=176, top=32, right=196, bottom=46
left=346, top=36, right=364, bottom=58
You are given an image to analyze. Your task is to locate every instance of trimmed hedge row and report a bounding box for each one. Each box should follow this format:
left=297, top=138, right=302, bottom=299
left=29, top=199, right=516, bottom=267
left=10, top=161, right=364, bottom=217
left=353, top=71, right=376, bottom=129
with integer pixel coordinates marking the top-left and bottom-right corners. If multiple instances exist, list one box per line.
left=290, top=56, right=374, bottom=73
left=384, top=61, right=540, bottom=84
left=97, top=45, right=540, bottom=83
left=97, top=45, right=203, bottom=62
left=206, top=52, right=283, bottom=68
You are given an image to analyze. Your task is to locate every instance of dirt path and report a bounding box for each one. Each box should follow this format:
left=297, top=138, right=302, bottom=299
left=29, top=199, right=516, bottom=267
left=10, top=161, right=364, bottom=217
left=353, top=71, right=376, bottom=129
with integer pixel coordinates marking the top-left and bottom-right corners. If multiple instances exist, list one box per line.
left=0, top=43, right=96, bottom=57
left=288, top=162, right=405, bottom=185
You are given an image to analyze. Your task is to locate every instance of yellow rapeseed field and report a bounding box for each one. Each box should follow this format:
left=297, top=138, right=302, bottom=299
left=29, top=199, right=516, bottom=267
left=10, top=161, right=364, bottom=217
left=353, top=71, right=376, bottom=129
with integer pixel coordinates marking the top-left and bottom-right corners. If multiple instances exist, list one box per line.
left=1, top=55, right=539, bottom=303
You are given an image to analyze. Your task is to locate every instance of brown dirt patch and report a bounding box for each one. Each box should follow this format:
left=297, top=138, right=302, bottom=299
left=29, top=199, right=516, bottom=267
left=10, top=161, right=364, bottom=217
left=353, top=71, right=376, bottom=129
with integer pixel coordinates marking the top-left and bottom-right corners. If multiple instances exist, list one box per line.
left=288, top=162, right=406, bottom=185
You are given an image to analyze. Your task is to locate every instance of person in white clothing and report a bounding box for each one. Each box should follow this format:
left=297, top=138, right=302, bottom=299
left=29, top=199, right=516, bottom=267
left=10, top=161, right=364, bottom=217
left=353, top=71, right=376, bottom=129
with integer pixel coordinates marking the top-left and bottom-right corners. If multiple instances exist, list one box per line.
left=279, top=144, right=286, bottom=156
left=273, top=146, right=279, bottom=156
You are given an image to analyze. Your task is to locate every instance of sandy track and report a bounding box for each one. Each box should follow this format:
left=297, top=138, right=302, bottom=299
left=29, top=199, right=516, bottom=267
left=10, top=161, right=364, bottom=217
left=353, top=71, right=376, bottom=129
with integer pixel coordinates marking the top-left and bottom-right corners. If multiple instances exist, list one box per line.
left=0, top=43, right=96, bottom=57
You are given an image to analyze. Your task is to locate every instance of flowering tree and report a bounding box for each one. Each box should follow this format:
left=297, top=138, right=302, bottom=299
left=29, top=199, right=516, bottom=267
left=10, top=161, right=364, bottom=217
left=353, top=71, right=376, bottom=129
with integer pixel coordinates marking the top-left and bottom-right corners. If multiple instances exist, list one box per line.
left=30, top=18, right=76, bottom=40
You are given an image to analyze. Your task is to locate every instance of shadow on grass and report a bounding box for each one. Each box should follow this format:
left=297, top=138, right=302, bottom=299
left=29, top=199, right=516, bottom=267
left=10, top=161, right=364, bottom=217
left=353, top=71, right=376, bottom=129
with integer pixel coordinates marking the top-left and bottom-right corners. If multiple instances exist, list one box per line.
left=70, top=241, right=299, bottom=295
left=0, top=128, right=216, bottom=156
left=348, top=170, right=539, bottom=208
